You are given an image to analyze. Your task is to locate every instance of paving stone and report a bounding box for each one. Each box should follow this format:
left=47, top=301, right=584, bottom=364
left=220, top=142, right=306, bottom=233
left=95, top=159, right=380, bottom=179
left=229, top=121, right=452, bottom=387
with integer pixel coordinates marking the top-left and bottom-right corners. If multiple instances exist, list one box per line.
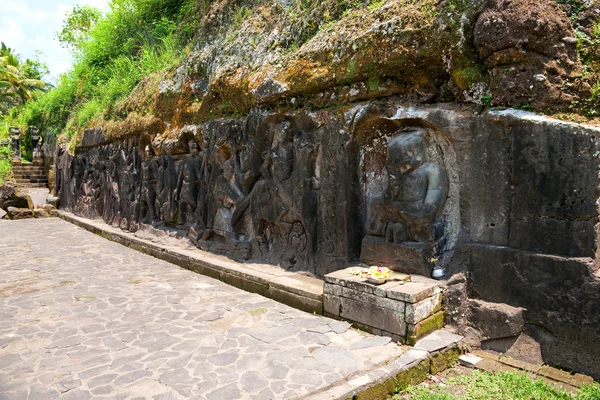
left=88, top=373, right=118, bottom=388
left=298, top=331, right=332, bottom=346
left=207, top=350, right=239, bottom=366
left=349, top=336, right=392, bottom=350
left=396, top=349, right=429, bottom=368
left=307, top=325, right=333, bottom=334
left=56, top=389, right=92, bottom=400
left=206, top=383, right=242, bottom=400
left=252, top=387, right=275, bottom=400
left=289, top=369, right=323, bottom=386
left=239, top=371, right=269, bottom=393
left=28, top=384, right=60, bottom=400
left=414, top=330, right=463, bottom=353
left=90, top=385, right=114, bottom=395
left=114, top=370, right=153, bottom=386
left=260, top=360, right=289, bottom=380
left=159, top=369, right=191, bottom=385
left=329, top=321, right=352, bottom=334
left=312, top=346, right=359, bottom=367
left=0, top=354, right=23, bottom=369
left=0, top=218, right=408, bottom=398
left=248, top=326, right=301, bottom=343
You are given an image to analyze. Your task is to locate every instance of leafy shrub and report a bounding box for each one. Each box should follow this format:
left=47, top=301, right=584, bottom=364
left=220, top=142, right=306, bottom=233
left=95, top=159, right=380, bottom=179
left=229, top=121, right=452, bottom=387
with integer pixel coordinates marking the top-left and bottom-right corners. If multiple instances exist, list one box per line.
left=0, top=145, right=12, bottom=186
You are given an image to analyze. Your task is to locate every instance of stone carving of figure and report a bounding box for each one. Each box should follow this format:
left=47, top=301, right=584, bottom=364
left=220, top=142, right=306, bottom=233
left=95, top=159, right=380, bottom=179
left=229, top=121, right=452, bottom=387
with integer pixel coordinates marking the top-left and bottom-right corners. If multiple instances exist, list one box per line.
left=156, top=152, right=179, bottom=224
left=202, top=160, right=245, bottom=241
left=366, top=131, right=448, bottom=243
left=139, top=145, right=158, bottom=224
left=175, top=140, right=203, bottom=227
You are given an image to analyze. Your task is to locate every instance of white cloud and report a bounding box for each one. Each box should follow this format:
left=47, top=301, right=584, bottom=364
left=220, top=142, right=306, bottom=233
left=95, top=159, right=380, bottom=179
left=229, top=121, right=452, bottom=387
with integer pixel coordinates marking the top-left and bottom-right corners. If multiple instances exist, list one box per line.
left=0, top=0, right=111, bottom=81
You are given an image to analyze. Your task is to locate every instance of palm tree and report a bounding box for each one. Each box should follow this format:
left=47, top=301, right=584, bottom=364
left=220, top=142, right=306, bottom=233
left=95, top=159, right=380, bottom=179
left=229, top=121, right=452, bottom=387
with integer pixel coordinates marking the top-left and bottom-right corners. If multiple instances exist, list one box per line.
left=0, top=43, right=46, bottom=115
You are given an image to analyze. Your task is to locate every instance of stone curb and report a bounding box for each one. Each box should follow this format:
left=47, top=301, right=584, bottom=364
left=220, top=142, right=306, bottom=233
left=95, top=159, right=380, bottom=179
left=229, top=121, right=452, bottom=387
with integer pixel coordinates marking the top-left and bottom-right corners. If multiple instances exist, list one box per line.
left=459, top=350, right=595, bottom=390
left=58, top=211, right=323, bottom=314
left=300, top=330, right=465, bottom=400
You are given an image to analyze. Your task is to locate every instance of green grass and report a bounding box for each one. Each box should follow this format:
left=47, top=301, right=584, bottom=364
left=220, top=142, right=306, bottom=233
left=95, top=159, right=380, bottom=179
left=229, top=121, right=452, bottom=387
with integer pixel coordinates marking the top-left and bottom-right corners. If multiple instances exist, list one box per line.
left=399, top=370, right=600, bottom=400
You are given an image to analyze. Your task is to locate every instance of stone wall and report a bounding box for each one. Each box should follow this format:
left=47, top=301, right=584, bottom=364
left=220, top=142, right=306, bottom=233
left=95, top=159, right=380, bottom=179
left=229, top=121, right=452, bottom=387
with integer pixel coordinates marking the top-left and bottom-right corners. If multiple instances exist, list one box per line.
left=55, top=102, right=600, bottom=377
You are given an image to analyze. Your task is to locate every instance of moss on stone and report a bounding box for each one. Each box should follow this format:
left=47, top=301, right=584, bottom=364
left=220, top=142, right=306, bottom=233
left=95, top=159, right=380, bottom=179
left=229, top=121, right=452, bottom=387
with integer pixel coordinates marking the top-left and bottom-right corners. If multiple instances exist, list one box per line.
left=355, top=360, right=431, bottom=400
left=406, top=311, right=444, bottom=346
left=430, top=347, right=461, bottom=375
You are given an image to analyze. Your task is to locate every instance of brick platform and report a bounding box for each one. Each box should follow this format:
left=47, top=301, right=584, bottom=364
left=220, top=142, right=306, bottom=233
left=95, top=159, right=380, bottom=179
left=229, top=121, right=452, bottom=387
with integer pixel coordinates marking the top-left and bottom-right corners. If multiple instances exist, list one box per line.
left=324, top=268, right=443, bottom=344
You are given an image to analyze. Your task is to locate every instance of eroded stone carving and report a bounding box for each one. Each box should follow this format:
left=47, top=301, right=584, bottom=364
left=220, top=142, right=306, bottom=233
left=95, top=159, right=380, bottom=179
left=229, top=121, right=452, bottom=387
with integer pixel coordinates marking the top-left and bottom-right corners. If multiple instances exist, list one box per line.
left=176, top=140, right=203, bottom=227
left=140, top=145, right=159, bottom=224
left=365, top=131, right=448, bottom=244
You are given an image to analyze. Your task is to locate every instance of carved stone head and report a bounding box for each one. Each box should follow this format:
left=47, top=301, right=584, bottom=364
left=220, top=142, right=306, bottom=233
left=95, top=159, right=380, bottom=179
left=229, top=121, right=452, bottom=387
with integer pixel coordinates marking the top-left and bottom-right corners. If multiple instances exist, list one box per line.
left=272, top=121, right=294, bottom=148
left=188, top=140, right=199, bottom=155
left=387, top=131, right=426, bottom=177
left=145, top=145, right=153, bottom=160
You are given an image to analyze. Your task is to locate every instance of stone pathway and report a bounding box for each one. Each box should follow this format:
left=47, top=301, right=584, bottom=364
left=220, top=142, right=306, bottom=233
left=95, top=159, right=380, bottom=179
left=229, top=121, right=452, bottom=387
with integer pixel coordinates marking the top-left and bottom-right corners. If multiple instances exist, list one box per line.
left=0, top=218, right=405, bottom=399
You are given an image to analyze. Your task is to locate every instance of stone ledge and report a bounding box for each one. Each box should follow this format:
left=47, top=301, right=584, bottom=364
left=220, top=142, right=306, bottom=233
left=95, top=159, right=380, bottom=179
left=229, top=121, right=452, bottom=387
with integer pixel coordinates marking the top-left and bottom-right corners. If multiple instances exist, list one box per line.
left=58, top=211, right=323, bottom=314
left=460, top=350, right=595, bottom=390
left=301, top=330, right=465, bottom=400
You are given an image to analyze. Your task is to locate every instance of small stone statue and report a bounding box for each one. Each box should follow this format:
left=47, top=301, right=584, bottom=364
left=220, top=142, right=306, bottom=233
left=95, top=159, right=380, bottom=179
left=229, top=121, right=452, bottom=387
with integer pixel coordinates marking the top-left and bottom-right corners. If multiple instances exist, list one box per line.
left=366, top=131, right=448, bottom=244
left=140, top=145, right=159, bottom=224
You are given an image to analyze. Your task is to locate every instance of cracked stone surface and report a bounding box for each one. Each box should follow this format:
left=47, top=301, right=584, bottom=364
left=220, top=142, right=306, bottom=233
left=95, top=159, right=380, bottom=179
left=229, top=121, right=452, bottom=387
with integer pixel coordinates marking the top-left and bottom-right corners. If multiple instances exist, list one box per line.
left=0, top=219, right=406, bottom=399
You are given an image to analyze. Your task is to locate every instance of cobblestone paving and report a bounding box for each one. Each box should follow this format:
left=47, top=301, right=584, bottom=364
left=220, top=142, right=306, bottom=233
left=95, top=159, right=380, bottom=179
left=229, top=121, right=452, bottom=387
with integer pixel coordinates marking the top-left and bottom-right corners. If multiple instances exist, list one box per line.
left=0, top=219, right=404, bottom=399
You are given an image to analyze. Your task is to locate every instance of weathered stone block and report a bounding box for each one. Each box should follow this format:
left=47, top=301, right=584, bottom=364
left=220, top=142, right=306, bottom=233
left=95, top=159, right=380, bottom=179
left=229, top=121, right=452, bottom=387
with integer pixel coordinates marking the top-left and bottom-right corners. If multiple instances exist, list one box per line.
left=323, top=294, right=341, bottom=317
left=268, top=286, right=323, bottom=315
left=323, top=269, right=350, bottom=286
left=430, top=347, right=461, bottom=375
left=406, top=311, right=445, bottom=346
left=405, top=293, right=442, bottom=324
left=381, top=308, right=407, bottom=337
left=469, top=299, right=525, bottom=340
left=510, top=218, right=596, bottom=257
left=360, top=236, right=433, bottom=276
left=6, top=207, right=34, bottom=220
left=340, top=296, right=385, bottom=329
left=386, top=279, right=440, bottom=304
left=511, top=121, right=600, bottom=222
left=323, top=283, right=342, bottom=296
left=341, top=286, right=406, bottom=313
left=33, top=209, right=50, bottom=218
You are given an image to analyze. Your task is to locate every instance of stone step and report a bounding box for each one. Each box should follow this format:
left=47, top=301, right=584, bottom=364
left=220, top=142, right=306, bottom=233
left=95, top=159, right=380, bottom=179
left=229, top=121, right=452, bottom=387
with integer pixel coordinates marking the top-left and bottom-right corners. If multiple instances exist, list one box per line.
left=12, top=166, right=45, bottom=170
left=12, top=169, right=45, bottom=174
left=17, top=183, right=49, bottom=188
left=13, top=173, right=47, bottom=179
left=468, top=299, right=526, bottom=343
left=458, top=351, right=593, bottom=392
left=15, top=179, right=48, bottom=184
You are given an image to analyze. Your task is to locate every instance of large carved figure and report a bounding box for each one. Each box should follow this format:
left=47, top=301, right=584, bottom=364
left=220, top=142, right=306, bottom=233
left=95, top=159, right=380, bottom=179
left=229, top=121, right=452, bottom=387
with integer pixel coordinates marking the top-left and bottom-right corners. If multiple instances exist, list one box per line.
left=202, top=160, right=245, bottom=241
left=139, top=145, right=158, bottom=224
left=156, top=152, right=178, bottom=224
left=366, top=131, right=448, bottom=244
left=176, top=140, right=203, bottom=227
left=360, top=129, right=450, bottom=277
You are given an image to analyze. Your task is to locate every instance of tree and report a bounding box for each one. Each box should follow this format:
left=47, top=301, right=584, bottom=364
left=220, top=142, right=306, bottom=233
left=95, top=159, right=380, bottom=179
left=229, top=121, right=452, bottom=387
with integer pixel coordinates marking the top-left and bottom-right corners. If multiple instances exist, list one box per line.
left=0, top=43, right=47, bottom=116
left=57, top=5, right=102, bottom=54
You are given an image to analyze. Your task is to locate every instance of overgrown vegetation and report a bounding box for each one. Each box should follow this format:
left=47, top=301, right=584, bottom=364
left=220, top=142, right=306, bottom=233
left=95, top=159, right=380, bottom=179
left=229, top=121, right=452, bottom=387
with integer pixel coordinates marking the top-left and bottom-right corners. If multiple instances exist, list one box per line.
left=4, top=0, right=600, bottom=149
left=0, top=145, right=12, bottom=186
left=397, top=370, right=600, bottom=400
left=0, top=0, right=196, bottom=144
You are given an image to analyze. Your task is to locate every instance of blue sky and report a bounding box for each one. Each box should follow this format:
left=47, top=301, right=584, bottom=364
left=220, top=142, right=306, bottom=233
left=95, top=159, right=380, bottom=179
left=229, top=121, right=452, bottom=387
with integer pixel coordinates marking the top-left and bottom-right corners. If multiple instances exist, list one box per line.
left=1, top=0, right=110, bottom=82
